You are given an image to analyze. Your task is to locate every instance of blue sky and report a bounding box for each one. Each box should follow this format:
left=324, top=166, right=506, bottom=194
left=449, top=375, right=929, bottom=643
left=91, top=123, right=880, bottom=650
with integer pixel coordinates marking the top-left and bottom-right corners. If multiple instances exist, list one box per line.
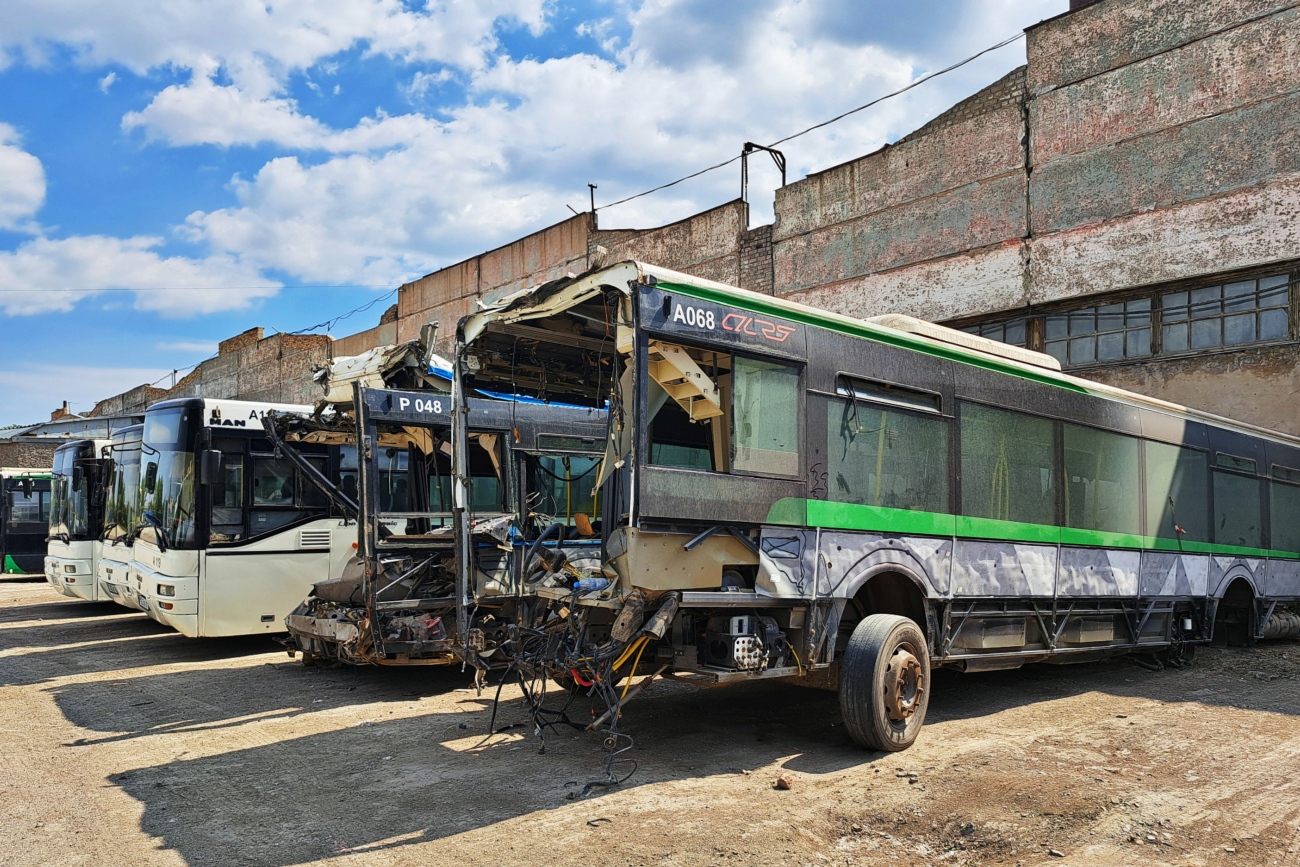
left=0, top=0, right=1065, bottom=426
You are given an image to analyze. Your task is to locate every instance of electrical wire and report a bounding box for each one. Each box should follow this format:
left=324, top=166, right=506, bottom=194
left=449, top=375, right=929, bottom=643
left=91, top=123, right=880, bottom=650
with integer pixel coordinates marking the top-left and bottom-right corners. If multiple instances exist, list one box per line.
left=594, top=30, right=1027, bottom=213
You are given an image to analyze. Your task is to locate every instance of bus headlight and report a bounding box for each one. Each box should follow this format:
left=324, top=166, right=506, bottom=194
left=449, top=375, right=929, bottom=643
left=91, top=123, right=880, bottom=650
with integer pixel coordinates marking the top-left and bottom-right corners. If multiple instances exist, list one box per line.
left=63, top=564, right=76, bottom=573
left=157, top=584, right=176, bottom=597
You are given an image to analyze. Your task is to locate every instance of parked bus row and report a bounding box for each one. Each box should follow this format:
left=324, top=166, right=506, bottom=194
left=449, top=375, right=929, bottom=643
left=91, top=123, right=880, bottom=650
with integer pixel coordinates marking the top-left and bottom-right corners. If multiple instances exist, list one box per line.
left=35, top=260, right=1300, bottom=756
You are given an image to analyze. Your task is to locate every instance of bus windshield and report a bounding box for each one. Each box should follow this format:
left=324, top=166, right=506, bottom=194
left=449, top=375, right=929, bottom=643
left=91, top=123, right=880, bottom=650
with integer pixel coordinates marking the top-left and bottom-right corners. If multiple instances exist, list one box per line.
left=141, top=408, right=199, bottom=549
left=104, top=437, right=142, bottom=542
left=49, top=447, right=93, bottom=539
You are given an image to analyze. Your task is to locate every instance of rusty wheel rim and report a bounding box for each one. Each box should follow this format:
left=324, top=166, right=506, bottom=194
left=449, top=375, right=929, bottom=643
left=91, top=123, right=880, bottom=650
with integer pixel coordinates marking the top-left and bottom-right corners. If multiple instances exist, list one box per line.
left=883, top=647, right=925, bottom=722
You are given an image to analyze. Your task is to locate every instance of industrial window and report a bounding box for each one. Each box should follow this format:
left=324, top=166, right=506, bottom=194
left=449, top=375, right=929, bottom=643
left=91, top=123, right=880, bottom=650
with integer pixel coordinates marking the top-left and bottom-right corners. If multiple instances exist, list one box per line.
left=827, top=399, right=948, bottom=514
left=1161, top=276, right=1288, bottom=352
left=1144, top=442, right=1209, bottom=542
left=959, top=403, right=1056, bottom=526
left=965, top=318, right=1028, bottom=348
left=1044, top=299, right=1151, bottom=366
left=958, top=269, right=1293, bottom=370
left=1063, top=424, right=1141, bottom=535
left=1212, top=469, right=1262, bottom=549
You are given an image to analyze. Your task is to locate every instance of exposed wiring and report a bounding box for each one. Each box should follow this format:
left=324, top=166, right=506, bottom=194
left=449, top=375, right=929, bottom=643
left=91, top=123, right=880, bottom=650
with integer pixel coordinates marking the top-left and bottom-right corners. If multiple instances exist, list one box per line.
left=784, top=639, right=804, bottom=677
left=619, top=636, right=650, bottom=702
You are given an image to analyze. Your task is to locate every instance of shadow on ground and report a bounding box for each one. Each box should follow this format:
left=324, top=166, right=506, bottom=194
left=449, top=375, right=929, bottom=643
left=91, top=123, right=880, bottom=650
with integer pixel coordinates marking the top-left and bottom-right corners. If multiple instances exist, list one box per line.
left=96, top=642, right=1299, bottom=867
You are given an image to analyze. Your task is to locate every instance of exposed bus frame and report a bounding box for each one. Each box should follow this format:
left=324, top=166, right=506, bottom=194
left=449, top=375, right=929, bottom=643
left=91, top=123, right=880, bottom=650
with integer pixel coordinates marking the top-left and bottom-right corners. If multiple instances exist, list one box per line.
left=273, top=385, right=606, bottom=666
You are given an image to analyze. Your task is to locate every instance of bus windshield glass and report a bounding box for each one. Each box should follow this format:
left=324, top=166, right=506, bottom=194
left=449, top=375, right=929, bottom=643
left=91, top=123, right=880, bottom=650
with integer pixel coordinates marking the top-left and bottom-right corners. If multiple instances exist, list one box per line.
left=141, top=407, right=199, bottom=549
left=105, top=437, right=142, bottom=542
left=49, top=447, right=93, bottom=539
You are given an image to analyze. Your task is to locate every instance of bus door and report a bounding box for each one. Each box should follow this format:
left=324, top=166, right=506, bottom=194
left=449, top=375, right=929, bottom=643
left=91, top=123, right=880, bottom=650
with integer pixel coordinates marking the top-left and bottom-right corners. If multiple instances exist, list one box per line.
left=356, top=388, right=472, bottom=661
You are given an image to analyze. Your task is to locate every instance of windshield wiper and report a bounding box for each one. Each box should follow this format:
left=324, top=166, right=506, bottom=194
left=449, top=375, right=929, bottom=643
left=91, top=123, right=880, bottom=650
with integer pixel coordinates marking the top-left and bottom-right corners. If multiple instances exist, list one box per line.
left=138, top=513, right=169, bottom=553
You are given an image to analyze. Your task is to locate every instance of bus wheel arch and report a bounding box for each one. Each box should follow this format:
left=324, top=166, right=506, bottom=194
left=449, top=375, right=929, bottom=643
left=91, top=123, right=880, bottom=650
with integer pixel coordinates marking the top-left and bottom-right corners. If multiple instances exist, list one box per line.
left=841, top=562, right=933, bottom=643
left=1214, top=575, right=1257, bottom=646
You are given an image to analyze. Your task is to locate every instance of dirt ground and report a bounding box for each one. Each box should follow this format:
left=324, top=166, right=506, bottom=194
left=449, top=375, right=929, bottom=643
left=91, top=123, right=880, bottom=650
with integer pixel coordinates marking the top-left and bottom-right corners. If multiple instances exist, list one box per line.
left=2, top=577, right=1298, bottom=867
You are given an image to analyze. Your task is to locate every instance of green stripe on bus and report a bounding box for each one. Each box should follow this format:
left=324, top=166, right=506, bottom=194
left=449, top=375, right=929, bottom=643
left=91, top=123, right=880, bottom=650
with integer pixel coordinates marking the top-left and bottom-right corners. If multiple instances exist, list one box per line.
left=766, top=497, right=1300, bottom=559
left=658, top=280, right=1091, bottom=395
left=3, top=555, right=23, bottom=574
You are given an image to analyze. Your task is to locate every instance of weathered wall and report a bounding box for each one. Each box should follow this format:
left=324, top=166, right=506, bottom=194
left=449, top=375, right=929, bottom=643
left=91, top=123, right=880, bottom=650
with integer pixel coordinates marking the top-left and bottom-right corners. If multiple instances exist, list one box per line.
left=89, top=384, right=166, bottom=418
left=0, top=441, right=58, bottom=470
left=773, top=69, right=1030, bottom=322
left=167, top=331, right=331, bottom=407
left=396, top=214, right=595, bottom=355
left=769, top=0, right=1300, bottom=433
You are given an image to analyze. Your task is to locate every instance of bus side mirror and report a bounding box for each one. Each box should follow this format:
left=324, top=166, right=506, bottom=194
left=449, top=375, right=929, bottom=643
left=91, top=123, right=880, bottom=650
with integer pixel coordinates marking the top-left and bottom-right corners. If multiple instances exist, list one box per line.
left=21, top=478, right=33, bottom=498
left=198, top=450, right=222, bottom=486
left=144, top=462, right=158, bottom=492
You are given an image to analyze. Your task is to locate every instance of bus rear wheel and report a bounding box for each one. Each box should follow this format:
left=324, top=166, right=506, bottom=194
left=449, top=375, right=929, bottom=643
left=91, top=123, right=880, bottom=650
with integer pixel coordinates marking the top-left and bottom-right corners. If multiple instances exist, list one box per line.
left=839, top=614, right=930, bottom=751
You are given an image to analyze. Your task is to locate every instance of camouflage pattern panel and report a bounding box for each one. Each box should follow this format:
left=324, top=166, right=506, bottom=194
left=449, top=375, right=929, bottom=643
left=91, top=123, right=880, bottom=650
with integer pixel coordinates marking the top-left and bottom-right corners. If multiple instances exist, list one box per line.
left=1263, top=559, right=1300, bottom=597
left=814, top=531, right=949, bottom=599
left=1138, top=552, right=1210, bottom=597
left=1057, top=547, right=1140, bottom=597
left=950, top=541, right=1056, bottom=597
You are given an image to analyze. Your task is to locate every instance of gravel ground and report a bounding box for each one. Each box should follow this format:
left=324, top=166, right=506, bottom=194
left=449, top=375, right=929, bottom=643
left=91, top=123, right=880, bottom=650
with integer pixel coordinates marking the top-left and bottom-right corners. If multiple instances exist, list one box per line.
left=2, top=576, right=1298, bottom=867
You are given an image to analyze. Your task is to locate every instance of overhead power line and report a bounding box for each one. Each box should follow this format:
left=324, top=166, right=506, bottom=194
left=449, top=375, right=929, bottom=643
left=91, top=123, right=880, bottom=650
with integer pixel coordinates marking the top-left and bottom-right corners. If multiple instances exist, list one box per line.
left=594, top=30, right=1027, bottom=213
left=0, top=283, right=394, bottom=293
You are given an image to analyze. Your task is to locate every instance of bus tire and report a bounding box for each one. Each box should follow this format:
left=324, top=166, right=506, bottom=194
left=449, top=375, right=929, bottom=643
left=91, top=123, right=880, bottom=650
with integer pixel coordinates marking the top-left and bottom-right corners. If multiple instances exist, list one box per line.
left=839, top=614, right=929, bottom=751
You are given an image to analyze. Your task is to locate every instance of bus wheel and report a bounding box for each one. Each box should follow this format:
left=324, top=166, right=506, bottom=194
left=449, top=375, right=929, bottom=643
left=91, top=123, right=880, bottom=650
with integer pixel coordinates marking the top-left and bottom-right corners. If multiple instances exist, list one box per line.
left=839, top=614, right=930, bottom=751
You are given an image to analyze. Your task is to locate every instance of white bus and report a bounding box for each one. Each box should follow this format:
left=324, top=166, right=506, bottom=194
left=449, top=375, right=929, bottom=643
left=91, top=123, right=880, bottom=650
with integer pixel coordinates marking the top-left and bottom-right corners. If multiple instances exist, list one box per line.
left=130, top=398, right=355, bottom=637
left=98, top=425, right=145, bottom=608
left=45, top=438, right=110, bottom=600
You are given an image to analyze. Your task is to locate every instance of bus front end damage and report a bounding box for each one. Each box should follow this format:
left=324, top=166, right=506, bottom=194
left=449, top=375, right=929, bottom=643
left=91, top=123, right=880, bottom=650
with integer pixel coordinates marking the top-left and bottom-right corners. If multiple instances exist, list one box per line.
left=271, top=382, right=605, bottom=668
left=453, top=261, right=823, bottom=776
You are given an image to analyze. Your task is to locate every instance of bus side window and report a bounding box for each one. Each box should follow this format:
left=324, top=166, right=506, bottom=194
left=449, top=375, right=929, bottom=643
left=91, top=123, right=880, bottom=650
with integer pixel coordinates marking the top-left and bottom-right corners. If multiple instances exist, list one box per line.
left=960, top=402, right=1056, bottom=526
left=300, top=457, right=329, bottom=509
left=252, top=457, right=296, bottom=506
left=1213, top=459, right=1263, bottom=549
left=1063, top=424, right=1141, bottom=536
left=828, top=398, right=947, bottom=513
left=1145, top=442, right=1208, bottom=542
left=210, top=453, right=245, bottom=541
left=732, top=356, right=800, bottom=477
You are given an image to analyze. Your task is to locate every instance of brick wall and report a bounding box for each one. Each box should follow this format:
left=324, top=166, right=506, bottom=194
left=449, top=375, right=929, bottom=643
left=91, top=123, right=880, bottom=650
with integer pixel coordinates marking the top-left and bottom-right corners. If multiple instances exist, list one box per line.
left=0, top=440, right=58, bottom=470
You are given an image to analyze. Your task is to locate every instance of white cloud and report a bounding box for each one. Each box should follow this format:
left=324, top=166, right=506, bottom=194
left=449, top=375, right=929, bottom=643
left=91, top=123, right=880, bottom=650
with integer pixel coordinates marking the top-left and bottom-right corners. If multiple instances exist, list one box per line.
left=0, top=235, right=277, bottom=316
left=0, top=363, right=172, bottom=427
left=156, top=339, right=218, bottom=353
left=173, top=0, right=1066, bottom=283
left=97, top=70, right=116, bottom=92
left=0, top=1, right=547, bottom=83
left=2, top=0, right=1068, bottom=322
left=0, top=123, right=45, bottom=230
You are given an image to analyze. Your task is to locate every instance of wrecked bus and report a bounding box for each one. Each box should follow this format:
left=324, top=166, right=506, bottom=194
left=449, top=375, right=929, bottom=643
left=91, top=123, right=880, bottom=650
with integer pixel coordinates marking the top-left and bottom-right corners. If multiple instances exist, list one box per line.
left=275, top=386, right=606, bottom=667
left=451, top=260, right=1300, bottom=751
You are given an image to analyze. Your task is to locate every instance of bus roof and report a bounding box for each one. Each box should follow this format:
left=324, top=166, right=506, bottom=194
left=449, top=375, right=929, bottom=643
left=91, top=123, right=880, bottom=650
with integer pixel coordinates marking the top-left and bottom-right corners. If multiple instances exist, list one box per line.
left=462, top=259, right=1300, bottom=451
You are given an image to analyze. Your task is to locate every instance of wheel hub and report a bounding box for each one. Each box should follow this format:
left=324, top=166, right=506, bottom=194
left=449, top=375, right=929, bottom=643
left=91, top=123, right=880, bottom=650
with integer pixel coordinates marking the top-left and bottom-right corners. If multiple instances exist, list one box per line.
left=883, top=648, right=924, bottom=721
